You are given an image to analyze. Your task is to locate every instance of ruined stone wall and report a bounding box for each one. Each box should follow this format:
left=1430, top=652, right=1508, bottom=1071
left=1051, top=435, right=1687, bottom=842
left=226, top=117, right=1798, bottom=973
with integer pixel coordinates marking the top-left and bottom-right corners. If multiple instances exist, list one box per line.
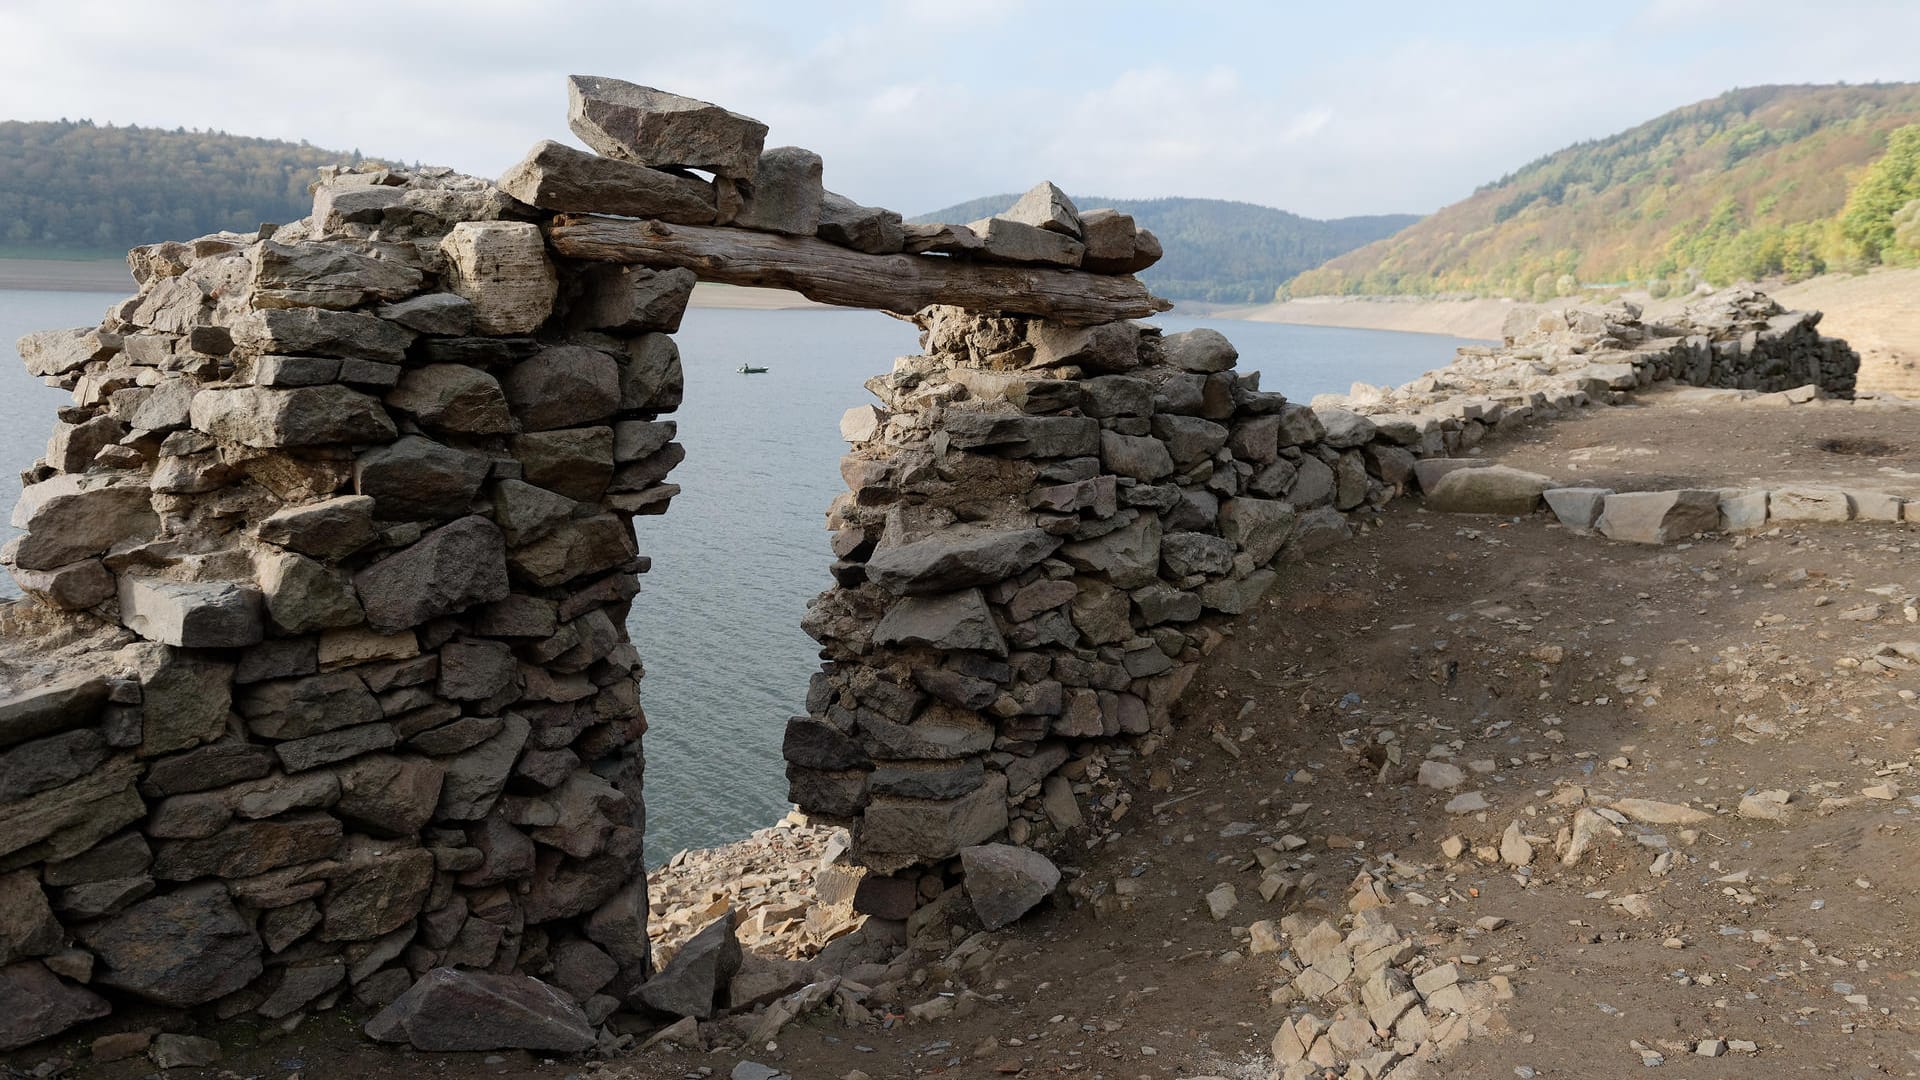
left=0, top=72, right=1177, bottom=1054
left=791, top=287, right=1860, bottom=911
left=0, top=165, right=685, bottom=1049
left=0, top=69, right=1863, bottom=1055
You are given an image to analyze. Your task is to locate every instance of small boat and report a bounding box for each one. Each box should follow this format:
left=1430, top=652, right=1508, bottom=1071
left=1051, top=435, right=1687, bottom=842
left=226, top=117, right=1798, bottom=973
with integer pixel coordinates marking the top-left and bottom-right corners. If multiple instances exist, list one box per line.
left=737, top=364, right=768, bottom=374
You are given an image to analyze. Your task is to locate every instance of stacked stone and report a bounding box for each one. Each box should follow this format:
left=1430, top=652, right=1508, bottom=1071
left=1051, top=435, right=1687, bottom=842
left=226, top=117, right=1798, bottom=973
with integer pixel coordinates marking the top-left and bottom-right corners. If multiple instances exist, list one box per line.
left=784, top=287, right=1864, bottom=901
left=0, top=164, right=687, bottom=1048
left=0, top=70, right=1873, bottom=1054
left=1333, top=290, right=1859, bottom=440
left=499, top=77, right=1162, bottom=272
left=789, top=306, right=1391, bottom=890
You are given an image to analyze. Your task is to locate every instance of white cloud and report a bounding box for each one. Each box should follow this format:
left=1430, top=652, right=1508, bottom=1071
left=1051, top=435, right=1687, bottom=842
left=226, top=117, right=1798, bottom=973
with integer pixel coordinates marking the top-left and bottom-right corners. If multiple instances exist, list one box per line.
left=0, top=0, right=1914, bottom=221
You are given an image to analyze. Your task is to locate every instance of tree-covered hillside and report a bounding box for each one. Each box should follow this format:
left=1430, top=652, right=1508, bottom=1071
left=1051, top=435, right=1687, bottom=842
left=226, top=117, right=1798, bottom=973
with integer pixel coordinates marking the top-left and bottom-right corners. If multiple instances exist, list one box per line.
left=0, top=120, right=363, bottom=256
left=913, top=195, right=1418, bottom=304
left=1289, top=83, right=1920, bottom=300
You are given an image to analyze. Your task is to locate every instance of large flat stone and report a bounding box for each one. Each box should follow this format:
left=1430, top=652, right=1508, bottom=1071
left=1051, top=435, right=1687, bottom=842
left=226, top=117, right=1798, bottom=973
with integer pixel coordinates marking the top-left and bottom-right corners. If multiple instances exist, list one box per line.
left=1218, top=498, right=1298, bottom=565
left=564, top=266, right=697, bottom=335
left=0, top=757, right=144, bottom=867
left=320, top=841, right=434, bottom=941
left=568, top=75, right=768, bottom=180
left=355, top=516, right=511, bottom=632
left=858, top=773, right=1009, bottom=862
left=127, top=644, right=235, bottom=757
left=0, top=729, right=109, bottom=803
left=191, top=385, right=397, bottom=448
left=817, top=191, right=904, bottom=254
left=1426, top=465, right=1553, bottom=515
left=257, top=495, right=380, bottom=560
left=499, top=139, right=717, bottom=223
left=7, top=473, right=157, bottom=571
left=1769, top=486, right=1853, bottom=523
left=151, top=813, right=343, bottom=880
left=505, top=345, right=621, bottom=432
left=968, top=217, right=1084, bottom=267
left=118, top=577, right=264, bottom=648
left=368, top=968, right=595, bottom=1052
left=512, top=428, right=615, bottom=502
left=231, top=307, right=413, bottom=361
left=79, top=882, right=264, bottom=1006
left=437, top=714, right=530, bottom=820
left=335, top=754, right=445, bottom=836
left=505, top=513, right=634, bottom=589
left=1596, top=490, right=1722, bottom=544
left=866, top=526, right=1061, bottom=596
left=354, top=436, right=491, bottom=521
left=16, top=327, right=118, bottom=378
left=0, top=675, right=110, bottom=752
left=250, top=240, right=424, bottom=310
left=873, top=590, right=1007, bottom=657
left=240, top=672, right=383, bottom=740
left=1543, top=487, right=1612, bottom=532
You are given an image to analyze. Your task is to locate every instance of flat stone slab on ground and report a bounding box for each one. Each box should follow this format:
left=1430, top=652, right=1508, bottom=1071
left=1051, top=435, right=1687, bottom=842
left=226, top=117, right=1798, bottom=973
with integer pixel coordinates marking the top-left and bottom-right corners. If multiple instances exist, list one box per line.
left=365, top=968, right=594, bottom=1052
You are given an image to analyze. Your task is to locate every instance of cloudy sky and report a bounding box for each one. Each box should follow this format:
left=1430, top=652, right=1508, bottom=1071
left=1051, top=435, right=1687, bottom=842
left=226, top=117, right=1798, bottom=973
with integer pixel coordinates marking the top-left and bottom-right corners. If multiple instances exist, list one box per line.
left=3, top=0, right=1917, bottom=219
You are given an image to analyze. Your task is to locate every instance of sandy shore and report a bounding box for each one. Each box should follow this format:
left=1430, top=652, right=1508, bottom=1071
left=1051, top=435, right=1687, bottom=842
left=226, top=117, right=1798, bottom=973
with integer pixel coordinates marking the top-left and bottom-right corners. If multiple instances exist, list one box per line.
left=1219, top=294, right=1526, bottom=339
left=1221, top=268, right=1920, bottom=394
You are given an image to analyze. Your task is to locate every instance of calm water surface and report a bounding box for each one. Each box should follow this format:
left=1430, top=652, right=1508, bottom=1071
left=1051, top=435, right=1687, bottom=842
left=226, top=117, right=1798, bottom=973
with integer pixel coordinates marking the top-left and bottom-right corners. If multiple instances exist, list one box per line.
left=0, top=287, right=1485, bottom=860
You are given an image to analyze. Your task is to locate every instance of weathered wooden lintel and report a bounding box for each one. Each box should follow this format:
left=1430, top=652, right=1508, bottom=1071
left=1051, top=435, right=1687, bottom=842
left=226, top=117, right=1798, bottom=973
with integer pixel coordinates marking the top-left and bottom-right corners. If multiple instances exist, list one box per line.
left=544, top=215, right=1171, bottom=326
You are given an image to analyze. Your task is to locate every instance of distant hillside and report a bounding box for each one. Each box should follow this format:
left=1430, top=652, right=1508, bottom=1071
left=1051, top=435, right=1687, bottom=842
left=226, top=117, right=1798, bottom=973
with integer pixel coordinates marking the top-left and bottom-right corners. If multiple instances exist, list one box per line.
left=1290, top=83, right=1920, bottom=300
left=0, top=120, right=365, bottom=256
left=913, top=195, right=1418, bottom=304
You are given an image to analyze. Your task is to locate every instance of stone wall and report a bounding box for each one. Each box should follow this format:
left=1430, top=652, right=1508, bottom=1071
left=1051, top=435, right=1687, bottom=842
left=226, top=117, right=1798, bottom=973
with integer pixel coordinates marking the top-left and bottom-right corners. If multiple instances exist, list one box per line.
left=790, top=286, right=1860, bottom=910
left=0, top=74, right=1178, bottom=1054
left=0, top=70, right=1862, bottom=1055
left=0, top=167, right=683, bottom=1049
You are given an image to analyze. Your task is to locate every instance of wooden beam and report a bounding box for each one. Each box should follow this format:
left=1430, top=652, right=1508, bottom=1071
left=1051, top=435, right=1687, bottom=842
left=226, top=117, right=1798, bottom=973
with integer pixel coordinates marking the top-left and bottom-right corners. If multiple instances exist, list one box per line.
left=544, top=215, right=1170, bottom=326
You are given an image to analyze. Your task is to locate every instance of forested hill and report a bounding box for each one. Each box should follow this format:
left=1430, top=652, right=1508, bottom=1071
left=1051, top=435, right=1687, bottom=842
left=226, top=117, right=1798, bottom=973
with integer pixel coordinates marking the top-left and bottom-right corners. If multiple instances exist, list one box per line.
left=1289, top=83, right=1920, bottom=300
left=0, top=120, right=364, bottom=256
left=912, top=195, right=1418, bottom=303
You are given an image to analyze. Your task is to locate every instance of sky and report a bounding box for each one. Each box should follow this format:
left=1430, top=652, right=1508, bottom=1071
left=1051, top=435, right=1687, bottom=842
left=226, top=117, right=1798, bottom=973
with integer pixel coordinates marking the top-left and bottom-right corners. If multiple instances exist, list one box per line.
left=2, top=0, right=1917, bottom=220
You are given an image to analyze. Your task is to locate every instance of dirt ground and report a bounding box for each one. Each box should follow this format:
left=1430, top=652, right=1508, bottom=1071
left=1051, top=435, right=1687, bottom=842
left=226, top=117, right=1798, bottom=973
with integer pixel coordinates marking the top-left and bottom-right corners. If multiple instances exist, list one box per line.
left=1473, top=389, right=1920, bottom=498
left=11, top=400, right=1920, bottom=1080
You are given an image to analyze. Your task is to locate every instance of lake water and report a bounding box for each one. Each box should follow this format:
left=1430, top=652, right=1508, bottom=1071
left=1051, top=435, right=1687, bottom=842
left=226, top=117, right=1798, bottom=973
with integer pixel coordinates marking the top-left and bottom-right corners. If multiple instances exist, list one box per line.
left=0, top=287, right=1485, bottom=860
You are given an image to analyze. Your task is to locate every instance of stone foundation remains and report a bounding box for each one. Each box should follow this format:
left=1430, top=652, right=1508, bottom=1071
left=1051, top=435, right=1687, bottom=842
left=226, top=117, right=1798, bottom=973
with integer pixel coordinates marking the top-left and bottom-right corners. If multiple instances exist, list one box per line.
left=0, top=72, right=1861, bottom=1055
left=788, top=286, right=1861, bottom=906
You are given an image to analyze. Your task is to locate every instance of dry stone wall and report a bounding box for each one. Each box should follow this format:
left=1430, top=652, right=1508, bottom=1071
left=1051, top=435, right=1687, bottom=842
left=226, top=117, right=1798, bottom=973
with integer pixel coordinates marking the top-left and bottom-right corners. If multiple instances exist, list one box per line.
left=0, top=73, right=1178, bottom=1055
left=0, top=169, right=681, bottom=1050
left=0, top=69, right=1863, bottom=1056
left=792, top=287, right=1860, bottom=910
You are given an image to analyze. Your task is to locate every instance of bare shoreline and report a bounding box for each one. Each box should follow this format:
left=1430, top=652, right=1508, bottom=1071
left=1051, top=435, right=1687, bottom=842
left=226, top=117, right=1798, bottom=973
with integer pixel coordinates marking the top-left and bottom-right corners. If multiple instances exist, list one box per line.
left=6, top=257, right=1908, bottom=390
left=1212, top=269, right=1920, bottom=393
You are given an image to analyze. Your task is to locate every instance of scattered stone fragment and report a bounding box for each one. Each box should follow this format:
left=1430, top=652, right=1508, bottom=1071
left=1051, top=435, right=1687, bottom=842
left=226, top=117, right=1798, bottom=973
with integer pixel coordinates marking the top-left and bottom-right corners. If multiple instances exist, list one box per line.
left=960, top=844, right=1060, bottom=930
left=366, top=968, right=594, bottom=1052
